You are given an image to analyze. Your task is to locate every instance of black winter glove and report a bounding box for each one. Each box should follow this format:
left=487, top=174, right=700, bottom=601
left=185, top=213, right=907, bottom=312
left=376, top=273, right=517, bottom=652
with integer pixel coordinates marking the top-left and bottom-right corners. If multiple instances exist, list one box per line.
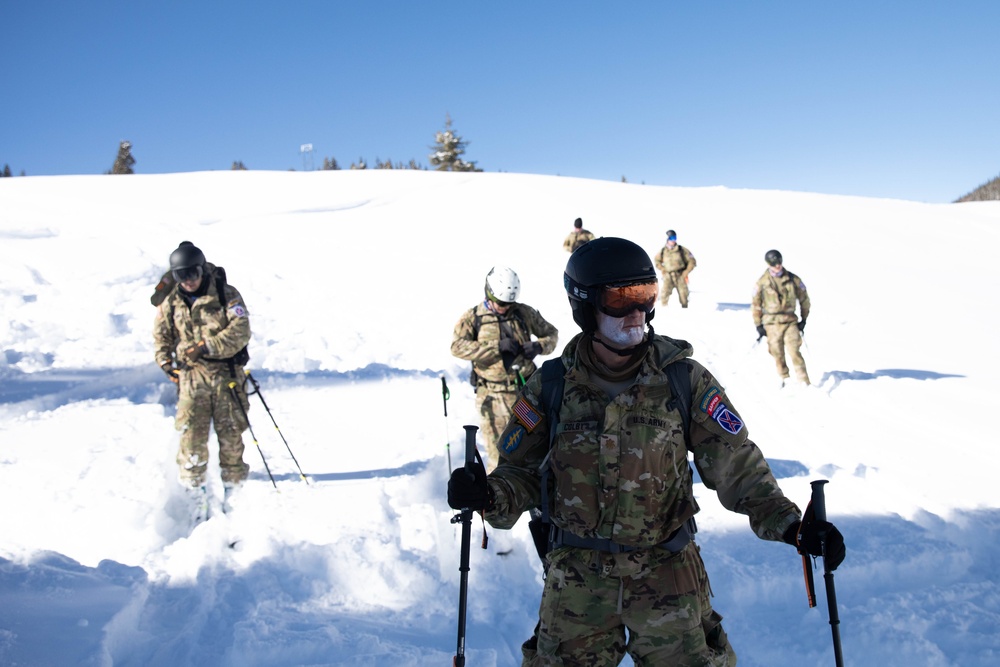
left=783, top=519, right=846, bottom=571
left=797, top=319, right=807, bottom=333
left=497, top=338, right=519, bottom=356
left=755, top=325, right=767, bottom=341
left=521, top=341, right=543, bottom=360
left=184, top=340, right=207, bottom=363
left=161, top=363, right=179, bottom=384
left=447, top=456, right=494, bottom=511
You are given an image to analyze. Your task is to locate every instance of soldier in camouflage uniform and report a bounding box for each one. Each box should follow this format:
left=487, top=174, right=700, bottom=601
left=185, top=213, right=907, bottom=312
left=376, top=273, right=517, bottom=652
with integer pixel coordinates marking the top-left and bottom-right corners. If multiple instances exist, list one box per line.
left=153, top=241, right=252, bottom=518
left=653, top=229, right=697, bottom=308
left=563, top=217, right=596, bottom=253
left=451, top=266, right=559, bottom=472
left=448, top=238, right=844, bottom=666
left=752, top=249, right=811, bottom=386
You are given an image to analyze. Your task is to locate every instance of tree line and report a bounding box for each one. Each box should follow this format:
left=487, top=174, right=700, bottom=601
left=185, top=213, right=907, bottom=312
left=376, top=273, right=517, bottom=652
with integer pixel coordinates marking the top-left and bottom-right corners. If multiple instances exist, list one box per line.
left=2, top=115, right=481, bottom=178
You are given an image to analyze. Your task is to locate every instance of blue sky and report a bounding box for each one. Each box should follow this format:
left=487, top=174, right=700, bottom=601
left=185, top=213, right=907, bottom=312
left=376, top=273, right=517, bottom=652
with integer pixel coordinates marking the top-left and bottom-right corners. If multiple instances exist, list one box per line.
left=3, top=1, right=998, bottom=202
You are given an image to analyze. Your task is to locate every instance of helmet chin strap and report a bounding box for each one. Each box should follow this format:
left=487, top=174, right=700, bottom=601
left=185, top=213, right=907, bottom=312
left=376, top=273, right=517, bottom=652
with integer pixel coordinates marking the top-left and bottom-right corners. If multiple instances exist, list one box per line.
left=592, top=324, right=654, bottom=357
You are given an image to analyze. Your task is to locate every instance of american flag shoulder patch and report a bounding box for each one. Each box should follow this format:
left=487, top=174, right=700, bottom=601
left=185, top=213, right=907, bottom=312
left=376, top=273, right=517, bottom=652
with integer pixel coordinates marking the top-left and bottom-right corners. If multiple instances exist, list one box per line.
left=512, top=397, right=542, bottom=432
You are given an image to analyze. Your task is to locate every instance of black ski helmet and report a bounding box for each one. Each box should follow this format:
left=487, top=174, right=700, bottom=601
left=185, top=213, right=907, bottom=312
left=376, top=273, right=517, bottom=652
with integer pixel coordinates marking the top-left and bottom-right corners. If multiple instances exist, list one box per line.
left=564, top=237, right=657, bottom=332
left=169, top=241, right=206, bottom=272
left=666, top=229, right=677, bottom=238
left=765, top=249, right=783, bottom=266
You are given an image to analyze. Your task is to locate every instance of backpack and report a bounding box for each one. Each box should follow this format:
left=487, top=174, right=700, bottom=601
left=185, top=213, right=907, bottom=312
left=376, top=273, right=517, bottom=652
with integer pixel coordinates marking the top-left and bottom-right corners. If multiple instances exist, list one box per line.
left=467, top=306, right=529, bottom=387
left=153, top=265, right=250, bottom=372
left=527, top=353, right=693, bottom=560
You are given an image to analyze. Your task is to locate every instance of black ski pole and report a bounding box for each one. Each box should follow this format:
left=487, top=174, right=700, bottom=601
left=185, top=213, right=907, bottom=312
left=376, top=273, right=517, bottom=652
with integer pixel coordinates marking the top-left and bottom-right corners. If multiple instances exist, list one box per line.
left=452, top=424, right=478, bottom=667
left=244, top=371, right=309, bottom=483
left=811, top=480, right=844, bottom=667
left=228, top=381, right=278, bottom=490
left=442, top=376, right=452, bottom=471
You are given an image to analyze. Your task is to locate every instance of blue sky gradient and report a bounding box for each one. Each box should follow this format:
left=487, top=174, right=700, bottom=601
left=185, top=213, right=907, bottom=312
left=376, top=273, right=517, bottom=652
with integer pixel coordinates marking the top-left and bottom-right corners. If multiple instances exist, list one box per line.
left=3, top=1, right=998, bottom=202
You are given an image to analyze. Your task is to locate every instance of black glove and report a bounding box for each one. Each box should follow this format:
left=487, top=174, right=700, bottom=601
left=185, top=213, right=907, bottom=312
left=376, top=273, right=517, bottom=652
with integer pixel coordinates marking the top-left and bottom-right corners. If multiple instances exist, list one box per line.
left=755, top=325, right=766, bottom=341
left=161, top=363, right=179, bottom=384
left=447, top=457, right=493, bottom=511
left=184, top=340, right=207, bottom=363
left=797, top=319, right=807, bottom=333
left=783, top=519, right=846, bottom=571
left=521, top=341, right=542, bottom=360
left=498, top=338, right=519, bottom=355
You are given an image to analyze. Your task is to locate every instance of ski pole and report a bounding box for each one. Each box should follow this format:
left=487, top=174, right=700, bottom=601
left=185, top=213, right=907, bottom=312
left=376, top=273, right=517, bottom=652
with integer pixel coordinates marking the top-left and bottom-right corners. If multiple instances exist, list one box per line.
left=228, top=381, right=278, bottom=490
left=442, top=376, right=452, bottom=471
left=811, top=480, right=844, bottom=667
left=244, top=371, right=309, bottom=483
left=452, top=424, right=478, bottom=667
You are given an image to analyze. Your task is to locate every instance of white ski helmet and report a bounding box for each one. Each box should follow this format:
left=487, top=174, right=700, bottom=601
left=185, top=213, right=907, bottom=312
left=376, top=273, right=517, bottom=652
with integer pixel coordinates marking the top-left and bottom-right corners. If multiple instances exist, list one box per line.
left=485, top=265, right=521, bottom=304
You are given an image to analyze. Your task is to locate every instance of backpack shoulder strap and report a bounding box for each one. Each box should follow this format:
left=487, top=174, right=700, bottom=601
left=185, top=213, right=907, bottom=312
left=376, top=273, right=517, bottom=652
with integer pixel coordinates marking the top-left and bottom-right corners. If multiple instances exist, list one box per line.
left=537, top=358, right=566, bottom=525
left=663, top=358, right=692, bottom=448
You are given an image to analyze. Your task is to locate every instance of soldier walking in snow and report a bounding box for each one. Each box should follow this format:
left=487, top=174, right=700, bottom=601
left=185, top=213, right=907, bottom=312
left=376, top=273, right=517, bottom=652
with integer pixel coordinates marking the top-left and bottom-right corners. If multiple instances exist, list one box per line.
left=153, top=241, right=252, bottom=521
left=450, top=266, right=559, bottom=472
left=448, top=237, right=844, bottom=666
left=653, top=229, right=697, bottom=308
left=752, top=249, right=811, bottom=387
left=563, top=217, right=595, bottom=253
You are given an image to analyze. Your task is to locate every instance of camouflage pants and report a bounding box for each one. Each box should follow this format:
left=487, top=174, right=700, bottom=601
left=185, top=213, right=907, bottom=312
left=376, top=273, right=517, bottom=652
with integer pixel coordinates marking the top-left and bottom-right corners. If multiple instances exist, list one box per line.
left=475, top=384, right=518, bottom=472
left=175, top=367, right=250, bottom=487
left=764, top=321, right=810, bottom=384
left=523, top=542, right=736, bottom=666
left=660, top=272, right=689, bottom=307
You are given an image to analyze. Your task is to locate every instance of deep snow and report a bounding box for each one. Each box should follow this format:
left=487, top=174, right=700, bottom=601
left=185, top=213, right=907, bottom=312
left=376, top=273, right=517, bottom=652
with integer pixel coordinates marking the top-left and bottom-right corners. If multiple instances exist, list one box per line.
left=1, top=170, right=999, bottom=666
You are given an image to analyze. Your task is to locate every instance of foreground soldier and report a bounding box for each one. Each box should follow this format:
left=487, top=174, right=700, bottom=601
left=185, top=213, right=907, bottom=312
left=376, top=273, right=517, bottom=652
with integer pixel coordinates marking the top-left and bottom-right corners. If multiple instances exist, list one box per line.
left=450, top=266, right=559, bottom=472
left=653, top=229, right=697, bottom=308
left=449, top=237, right=844, bottom=666
left=752, top=249, right=811, bottom=387
left=153, top=241, right=252, bottom=522
left=563, top=217, right=595, bottom=253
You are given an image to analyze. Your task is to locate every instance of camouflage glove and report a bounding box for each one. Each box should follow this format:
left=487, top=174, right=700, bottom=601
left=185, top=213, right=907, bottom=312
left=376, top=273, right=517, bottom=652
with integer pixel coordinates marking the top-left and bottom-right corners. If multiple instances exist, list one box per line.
left=797, top=319, right=807, bottom=333
left=447, top=458, right=494, bottom=511
left=783, top=518, right=846, bottom=571
left=755, top=325, right=766, bottom=341
left=183, top=341, right=207, bottom=363
left=521, top=341, right=543, bottom=360
left=161, top=363, right=179, bottom=384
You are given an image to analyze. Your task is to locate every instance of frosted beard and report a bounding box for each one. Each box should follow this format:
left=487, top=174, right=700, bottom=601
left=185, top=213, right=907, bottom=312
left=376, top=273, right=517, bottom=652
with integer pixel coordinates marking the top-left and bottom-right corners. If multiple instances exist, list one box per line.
left=595, top=310, right=646, bottom=349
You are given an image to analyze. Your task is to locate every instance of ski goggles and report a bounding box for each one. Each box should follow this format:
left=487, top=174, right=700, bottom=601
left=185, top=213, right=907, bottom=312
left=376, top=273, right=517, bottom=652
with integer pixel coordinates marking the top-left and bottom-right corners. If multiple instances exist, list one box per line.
left=597, top=281, right=658, bottom=318
left=172, top=265, right=203, bottom=283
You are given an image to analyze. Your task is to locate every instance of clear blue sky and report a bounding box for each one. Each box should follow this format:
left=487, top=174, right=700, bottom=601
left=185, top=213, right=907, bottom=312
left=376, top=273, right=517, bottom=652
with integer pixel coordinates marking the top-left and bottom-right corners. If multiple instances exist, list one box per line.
left=3, top=1, right=998, bottom=202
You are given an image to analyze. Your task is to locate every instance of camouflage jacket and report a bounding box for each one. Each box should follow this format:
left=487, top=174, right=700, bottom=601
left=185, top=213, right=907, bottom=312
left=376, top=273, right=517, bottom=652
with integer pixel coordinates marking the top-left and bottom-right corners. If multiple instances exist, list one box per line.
left=451, top=302, right=559, bottom=385
left=751, top=268, right=810, bottom=326
left=563, top=229, right=596, bottom=253
left=153, top=263, right=251, bottom=372
left=654, top=244, right=696, bottom=275
left=485, top=332, right=800, bottom=545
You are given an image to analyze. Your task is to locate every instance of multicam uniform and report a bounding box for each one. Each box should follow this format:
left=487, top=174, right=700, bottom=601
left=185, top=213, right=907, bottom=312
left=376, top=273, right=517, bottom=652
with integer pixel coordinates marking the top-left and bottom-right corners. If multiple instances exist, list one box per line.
left=752, top=268, right=811, bottom=384
left=654, top=244, right=697, bottom=307
left=153, top=263, right=252, bottom=486
left=563, top=229, right=596, bottom=253
left=486, top=333, right=800, bottom=666
left=451, top=301, right=559, bottom=471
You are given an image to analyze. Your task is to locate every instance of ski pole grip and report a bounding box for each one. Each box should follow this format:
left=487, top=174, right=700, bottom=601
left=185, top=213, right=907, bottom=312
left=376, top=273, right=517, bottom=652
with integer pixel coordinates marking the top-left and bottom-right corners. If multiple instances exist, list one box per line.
left=463, top=425, right=478, bottom=471
left=810, top=479, right=829, bottom=522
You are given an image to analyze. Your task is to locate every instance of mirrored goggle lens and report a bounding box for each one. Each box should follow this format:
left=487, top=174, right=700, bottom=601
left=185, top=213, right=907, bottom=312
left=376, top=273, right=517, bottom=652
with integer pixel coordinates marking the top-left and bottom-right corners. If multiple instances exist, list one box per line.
left=172, top=265, right=203, bottom=282
left=598, top=281, right=657, bottom=317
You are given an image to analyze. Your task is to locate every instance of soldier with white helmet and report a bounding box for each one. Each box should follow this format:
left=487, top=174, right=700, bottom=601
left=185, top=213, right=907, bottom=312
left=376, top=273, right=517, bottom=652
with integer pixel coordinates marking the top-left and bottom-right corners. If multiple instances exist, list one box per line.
left=451, top=266, right=559, bottom=471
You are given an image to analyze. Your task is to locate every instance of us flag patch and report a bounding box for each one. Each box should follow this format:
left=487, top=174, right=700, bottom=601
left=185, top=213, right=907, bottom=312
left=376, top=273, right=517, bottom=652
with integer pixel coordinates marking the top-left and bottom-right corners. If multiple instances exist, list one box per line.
left=513, top=397, right=542, bottom=432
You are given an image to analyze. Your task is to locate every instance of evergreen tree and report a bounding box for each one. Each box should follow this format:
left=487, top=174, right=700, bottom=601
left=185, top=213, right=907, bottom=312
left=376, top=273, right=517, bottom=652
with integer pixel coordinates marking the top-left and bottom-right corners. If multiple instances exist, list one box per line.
left=110, top=141, right=135, bottom=175
left=429, top=114, right=481, bottom=172
left=350, top=157, right=367, bottom=170
left=2, top=164, right=11, bottom=177
left=322, top=157, right=340, bottom=170
left=231, top=160, right=248, bottom=170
